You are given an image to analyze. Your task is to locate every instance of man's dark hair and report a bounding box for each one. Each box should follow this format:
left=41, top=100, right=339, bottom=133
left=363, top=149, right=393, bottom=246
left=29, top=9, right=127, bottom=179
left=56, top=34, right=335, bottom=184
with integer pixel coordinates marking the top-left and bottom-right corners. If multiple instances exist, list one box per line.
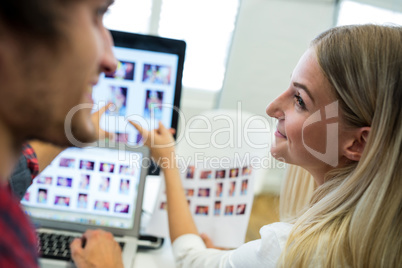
left=0, top=0, right=70, bottom=40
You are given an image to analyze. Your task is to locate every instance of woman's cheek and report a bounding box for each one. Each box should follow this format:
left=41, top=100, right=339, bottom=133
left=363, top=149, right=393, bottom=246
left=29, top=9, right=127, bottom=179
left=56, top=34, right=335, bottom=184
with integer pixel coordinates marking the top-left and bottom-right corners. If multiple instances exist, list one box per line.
left=300, top=119, right=328, bottom=154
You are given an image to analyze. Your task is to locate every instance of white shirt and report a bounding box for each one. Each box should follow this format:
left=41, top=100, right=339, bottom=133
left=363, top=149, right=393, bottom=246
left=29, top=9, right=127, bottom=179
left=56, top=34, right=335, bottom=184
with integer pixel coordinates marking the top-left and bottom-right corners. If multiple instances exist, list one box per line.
left=172, top=222, right=293, bottom=268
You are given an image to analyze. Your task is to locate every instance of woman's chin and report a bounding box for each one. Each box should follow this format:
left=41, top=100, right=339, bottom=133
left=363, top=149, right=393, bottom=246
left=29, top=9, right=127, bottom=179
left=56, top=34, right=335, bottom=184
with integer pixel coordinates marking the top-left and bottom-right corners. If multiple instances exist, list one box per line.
left=269, top=149, right=288, bottom=164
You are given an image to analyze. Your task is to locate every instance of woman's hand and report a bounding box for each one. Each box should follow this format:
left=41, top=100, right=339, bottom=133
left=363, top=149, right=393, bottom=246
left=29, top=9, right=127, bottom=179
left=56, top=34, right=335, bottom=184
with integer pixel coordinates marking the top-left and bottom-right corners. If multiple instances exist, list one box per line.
left=130, top=121, right=176, bottom=169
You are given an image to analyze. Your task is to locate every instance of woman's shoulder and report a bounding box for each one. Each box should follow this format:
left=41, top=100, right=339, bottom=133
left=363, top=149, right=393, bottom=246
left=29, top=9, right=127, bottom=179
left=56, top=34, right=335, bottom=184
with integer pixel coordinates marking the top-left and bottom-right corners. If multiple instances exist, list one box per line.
left=227, top=222, right=293, bottom=267
left=260, top=222, right=293, bottom=235
left=259, top=222, right=293, bottom=249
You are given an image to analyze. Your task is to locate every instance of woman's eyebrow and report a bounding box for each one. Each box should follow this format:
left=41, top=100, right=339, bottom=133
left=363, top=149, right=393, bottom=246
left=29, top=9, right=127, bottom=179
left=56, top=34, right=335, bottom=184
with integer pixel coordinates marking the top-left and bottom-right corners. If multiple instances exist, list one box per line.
left=293, top=82, right=316, bottom=105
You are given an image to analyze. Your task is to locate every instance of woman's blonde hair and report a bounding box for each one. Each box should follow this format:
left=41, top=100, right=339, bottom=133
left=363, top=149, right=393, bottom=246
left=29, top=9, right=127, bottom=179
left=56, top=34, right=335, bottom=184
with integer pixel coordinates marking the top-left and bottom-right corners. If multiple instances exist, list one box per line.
left=279, top=165, right=315, bottom=223
left=278, top=25, right=402, bottom=267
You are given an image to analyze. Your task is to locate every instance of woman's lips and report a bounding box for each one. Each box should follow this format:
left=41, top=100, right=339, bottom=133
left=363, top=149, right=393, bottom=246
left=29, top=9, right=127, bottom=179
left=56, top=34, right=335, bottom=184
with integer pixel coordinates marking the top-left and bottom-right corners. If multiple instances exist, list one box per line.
left=274, top=130, right=287, bottom=139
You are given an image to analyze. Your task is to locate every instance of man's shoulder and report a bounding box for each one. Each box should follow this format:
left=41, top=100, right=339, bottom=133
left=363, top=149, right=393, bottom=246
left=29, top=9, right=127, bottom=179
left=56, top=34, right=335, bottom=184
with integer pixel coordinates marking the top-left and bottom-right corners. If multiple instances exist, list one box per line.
left=0, top=185, right=38, bottom=268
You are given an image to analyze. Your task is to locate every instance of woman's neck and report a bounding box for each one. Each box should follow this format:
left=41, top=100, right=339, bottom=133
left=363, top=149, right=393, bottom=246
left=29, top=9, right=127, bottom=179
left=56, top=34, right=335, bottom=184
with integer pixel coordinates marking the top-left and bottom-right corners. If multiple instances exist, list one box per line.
left=305, top=166, right=332, bottom=186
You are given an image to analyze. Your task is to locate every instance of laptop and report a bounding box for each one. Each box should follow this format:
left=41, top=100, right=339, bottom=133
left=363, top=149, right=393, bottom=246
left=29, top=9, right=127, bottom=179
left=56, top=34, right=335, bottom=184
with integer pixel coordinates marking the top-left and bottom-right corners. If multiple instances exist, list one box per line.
left=21, top=143, right=150, bottom=268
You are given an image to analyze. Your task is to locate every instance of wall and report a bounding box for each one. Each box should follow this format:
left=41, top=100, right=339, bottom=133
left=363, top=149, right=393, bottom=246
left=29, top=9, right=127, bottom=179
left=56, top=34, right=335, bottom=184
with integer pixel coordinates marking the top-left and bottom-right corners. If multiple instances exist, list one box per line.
left=179, top=0, right=336, bottom=194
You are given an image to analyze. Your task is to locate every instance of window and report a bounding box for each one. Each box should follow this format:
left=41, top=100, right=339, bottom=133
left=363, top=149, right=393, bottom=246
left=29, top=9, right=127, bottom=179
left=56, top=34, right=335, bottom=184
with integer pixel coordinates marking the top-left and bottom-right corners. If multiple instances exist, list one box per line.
left=337, top=0, right=402, bottom=26
left=104, top=0, right=153, bottom=34
left=104, top=0, right=240, bottom=92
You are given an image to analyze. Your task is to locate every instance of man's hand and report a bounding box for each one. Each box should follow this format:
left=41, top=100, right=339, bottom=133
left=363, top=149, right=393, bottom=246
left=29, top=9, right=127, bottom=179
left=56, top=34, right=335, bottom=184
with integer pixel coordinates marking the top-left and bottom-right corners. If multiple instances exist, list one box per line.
left=92, top=103, right=115, bottom=141
left=70, top=229, right=123, bottom=268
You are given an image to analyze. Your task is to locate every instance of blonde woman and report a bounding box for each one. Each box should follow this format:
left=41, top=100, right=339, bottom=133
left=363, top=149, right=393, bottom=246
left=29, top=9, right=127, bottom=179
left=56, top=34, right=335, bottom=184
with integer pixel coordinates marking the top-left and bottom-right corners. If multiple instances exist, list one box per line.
left=132, top=24, right=401, bottom=267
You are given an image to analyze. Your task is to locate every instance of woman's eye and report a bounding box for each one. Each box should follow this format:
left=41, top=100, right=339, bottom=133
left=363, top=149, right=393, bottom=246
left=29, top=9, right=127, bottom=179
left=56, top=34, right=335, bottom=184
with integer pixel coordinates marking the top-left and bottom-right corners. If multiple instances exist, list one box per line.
left=294, top=94, right=307, bottom=110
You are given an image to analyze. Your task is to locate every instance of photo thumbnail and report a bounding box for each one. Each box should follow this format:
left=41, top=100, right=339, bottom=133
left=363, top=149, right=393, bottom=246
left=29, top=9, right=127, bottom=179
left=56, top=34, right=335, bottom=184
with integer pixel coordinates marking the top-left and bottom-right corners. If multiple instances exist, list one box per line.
left=119, top=165, right=136, bottom=176
left=100, top=162, right=115, bottom=173
left=198, top=188, right=210, bottom=197
left=216, top=183, right=223, bottom=197
left=229, top=168, right=239, bottom=178
left=214, top=201, right=221, bottom=216
left=119, top=179, right=130, bottom=194
left=115, top=132, right=129, bottom=143
left=37, top=176, right=52, bottom=185
left=79, top=174, right=91, bottom=190
left=37, top=189, right=47, bottom=204
left=107, top=86, right=128, bottom=117
left=144, top=90, right=164, bottom=120
left=114, top=203, right=130, bottom=214
left=77, top=193, right=88, bottom=209
left=185, top=188, right=194, bottom=197
left=242, top=166, right=252, bottom=176
left=99, top=176, right=110, bottom=192
left=135, top=133, right=143, bottom=144
left=236, top=204, right=246, bottom=215
left=94, top=200, right=110, bottom=212
left=200, top=170, right=212, bottom=179
left=229, top=181, right=236, bottom=197
left=54, top=196, right=70, bottom=207
left=79, top=160, right=95, bottom=171
left=105, top=60, right=135, bottom=81
left=59, top=158, right=75, bottom=168
left=159, top=202, right=167, bottom=210
left=240, top=179, right=248, bottom=195
left=23, top=191, right=30, bottom=202
left=195, top=205, right=209, bottom=216
left=215, top=169, right=226, bottom=179
left=224, top=205, right=234, bottom=216
left=57, top=177, right=73, bottom=188
left=142, top=64, right=171, bottom=85
left=186, top=166, right=195, bottom=179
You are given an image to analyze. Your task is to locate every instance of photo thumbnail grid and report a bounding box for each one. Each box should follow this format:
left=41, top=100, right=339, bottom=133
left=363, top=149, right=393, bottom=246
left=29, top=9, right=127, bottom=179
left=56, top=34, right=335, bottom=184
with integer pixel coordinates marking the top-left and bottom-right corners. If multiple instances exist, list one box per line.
left=22, top=155, right=140, bottom=217
left=94, top=57, right=175, bottom=146
left=159, top=165, right=252, bottom=217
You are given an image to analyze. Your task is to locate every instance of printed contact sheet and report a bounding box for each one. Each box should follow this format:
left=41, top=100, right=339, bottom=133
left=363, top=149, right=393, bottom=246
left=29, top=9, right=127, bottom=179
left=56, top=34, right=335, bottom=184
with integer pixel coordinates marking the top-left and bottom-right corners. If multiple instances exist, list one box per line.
left=146, top=161, right=255, bottom=248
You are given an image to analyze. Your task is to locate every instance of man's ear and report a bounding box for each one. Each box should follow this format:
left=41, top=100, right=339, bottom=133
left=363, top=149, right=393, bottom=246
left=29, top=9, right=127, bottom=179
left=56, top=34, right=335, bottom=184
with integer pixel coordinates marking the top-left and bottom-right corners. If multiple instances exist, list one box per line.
left=343, top=127, right=371, bottom=162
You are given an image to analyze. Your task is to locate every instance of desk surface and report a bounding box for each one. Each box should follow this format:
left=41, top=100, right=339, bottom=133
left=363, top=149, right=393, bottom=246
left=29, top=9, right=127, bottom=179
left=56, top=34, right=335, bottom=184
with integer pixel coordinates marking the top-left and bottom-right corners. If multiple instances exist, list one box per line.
left=134, top=176, right=175, bottom=267
left=134, top=238, right=175, bottom=268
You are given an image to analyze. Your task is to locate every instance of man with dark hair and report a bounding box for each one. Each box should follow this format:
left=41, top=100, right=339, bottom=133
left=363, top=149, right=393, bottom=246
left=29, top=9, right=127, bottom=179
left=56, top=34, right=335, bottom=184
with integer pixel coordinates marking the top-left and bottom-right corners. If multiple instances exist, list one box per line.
left=0, top=1, right=125, bottom=267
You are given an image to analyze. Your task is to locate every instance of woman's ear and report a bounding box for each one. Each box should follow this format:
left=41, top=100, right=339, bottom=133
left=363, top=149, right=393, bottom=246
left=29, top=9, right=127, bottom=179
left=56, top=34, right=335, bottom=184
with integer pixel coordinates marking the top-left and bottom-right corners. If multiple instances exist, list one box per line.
left=343, top=127, right=371, bottom=161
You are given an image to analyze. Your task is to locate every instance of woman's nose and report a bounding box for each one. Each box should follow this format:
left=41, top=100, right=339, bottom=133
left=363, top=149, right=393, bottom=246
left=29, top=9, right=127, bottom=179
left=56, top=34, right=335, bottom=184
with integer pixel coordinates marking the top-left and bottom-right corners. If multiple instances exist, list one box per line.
left=266, top=92, right=286, bottom=119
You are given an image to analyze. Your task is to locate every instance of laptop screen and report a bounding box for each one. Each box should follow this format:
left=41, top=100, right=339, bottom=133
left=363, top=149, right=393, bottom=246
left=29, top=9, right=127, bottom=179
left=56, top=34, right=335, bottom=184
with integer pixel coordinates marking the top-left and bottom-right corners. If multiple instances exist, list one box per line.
left=22, top=145, right=148, bottom=233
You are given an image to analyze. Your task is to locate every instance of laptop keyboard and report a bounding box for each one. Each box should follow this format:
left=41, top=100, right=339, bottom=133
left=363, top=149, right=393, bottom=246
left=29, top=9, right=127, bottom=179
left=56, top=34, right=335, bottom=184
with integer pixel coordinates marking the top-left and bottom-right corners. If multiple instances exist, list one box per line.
left=37, top=232, right=125, bottom=261
left=37, top=232, right=76, bottom=261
